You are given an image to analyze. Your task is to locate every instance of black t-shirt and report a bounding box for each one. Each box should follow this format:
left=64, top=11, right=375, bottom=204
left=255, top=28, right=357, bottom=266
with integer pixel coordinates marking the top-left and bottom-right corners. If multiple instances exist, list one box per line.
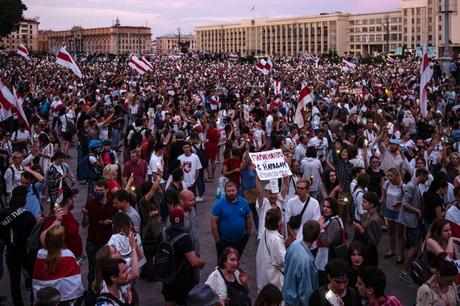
left=366, top=168, right=385, bottom=198
left=168, top=140, right=185, bottom=170
left=423, top=192, right=445, bottom=224
left=168, top=229, right=194, bottom=281
left=0, top=207, right=36, bottom=254
left=309, top=285, right=360, bottom=306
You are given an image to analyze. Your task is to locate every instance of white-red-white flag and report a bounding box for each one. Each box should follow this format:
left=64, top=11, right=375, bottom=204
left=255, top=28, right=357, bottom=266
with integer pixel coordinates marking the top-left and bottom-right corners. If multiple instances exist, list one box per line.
left=419, top=46, right=433, bottom=118
left=128, top=54, right=149, bottom=74
left=0, top=80, right=16, bottom=111
left=340, top=59, right=356, bottom=72
left=140, top=56, right=154, bottom=71
left=55, top=179, right=64, bottom=206
left=56, top=46, right=82, bottom=78
left=256, top=58, right=273, bottom=75
left=13, top=88, right=30, bottom=128
left=294, top=82, right=313, bottom=128
left=17, top=44, right=30, bottom=61
left=273, top=80, right=281, bottom=96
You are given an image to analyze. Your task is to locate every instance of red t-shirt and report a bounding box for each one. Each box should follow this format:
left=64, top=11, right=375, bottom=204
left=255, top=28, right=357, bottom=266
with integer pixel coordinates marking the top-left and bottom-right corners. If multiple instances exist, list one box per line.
left=107, top=178, right=121, bottom=193
left=123, top=159, right=148, bottom=188
left=43, top=212, right=83, bottom=257
left=84, top=195, right=117, bottom=245
left=224, top=158, right=241, bottom=188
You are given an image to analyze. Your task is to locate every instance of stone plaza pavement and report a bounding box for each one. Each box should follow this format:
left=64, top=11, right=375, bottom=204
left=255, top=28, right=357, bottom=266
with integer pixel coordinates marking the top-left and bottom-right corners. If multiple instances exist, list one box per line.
left=0, top=150, right=418, bottom=305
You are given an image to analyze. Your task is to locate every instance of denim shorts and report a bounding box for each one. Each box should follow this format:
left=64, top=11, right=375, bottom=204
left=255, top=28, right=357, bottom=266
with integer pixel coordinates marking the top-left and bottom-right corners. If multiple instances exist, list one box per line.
left=384, top=208, right=400, bottom=221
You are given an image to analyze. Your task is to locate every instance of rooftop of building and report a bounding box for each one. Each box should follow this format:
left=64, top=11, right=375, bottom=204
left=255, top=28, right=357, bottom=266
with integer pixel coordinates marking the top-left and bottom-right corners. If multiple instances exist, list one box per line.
left=156, top=34, right=195, bottom=39
left=22, top=17, right=40, bottom=24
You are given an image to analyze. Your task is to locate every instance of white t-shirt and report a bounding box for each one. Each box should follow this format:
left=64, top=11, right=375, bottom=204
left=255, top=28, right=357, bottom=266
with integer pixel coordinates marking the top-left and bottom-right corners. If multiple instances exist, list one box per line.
left=300, top=157, right=323, bottom=192
left=12, top=129, right=30, bottom=142
left=148, top=153, right=165, bottom=183
left=308, top=136, right=328, bottom=159
left=59, top=112, right=74, bottom=133
left=178, top=153, right=202, bottom=187
left=284, top=195, right=321, bottom=241
left=256, top=196, right=285, bottom=240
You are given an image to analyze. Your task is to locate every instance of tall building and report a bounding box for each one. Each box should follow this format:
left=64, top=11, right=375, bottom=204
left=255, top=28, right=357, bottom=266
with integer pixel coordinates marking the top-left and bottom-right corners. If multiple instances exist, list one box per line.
left=156, top=34, right=196, bottom=55
left=44, top=19, right=151, bottom=55
left=196, top=0, right=460, bottom=56
left=1, top=17, right=40, bottom=52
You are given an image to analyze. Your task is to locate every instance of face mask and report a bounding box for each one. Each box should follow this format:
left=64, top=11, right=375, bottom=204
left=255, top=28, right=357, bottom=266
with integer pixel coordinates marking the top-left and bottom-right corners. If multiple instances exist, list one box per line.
left=93, top=191, right=104, bottom=199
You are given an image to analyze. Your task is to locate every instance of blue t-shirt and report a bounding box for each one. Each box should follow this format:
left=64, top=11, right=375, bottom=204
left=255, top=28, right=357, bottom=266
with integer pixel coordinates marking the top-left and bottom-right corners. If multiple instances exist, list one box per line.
left=211, top=196, right=251, bottom=242
left=240, top=167, right=257, bottom=191
left=24, top=182, right=43, bottom=217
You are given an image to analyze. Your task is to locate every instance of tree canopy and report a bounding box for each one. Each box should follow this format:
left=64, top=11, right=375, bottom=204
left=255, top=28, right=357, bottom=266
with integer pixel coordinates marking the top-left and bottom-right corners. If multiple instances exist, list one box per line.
left=0, top=0, right=28, bottom=38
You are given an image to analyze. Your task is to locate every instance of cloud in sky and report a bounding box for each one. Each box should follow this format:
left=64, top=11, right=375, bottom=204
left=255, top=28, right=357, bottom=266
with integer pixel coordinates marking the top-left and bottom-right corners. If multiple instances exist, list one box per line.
left=23, top=0, right=401, bottom=37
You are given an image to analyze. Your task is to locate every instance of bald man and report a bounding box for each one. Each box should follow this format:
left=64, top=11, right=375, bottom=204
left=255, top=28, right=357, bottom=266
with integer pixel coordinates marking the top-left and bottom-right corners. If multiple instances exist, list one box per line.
left=177, top=190, right=200, bottom=256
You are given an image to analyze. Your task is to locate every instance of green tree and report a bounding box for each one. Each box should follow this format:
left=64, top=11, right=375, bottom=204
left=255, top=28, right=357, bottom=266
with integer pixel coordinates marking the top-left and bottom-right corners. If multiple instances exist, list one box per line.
left=0, top=0, right=27, bottom=38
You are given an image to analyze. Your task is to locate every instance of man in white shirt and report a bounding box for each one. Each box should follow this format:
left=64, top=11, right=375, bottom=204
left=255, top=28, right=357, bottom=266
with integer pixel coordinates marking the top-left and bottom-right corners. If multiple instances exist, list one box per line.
left=307, top=128, right=329, bottom=162
left=301, top=147, right=323, bottom=199
left=148, top=143, right=165, bottom=183
left=293, top=135, right=309, bottom=162
left=285, top=179, right=321, bottom=243
left=178, top=142, right=202, bottom=197
left=4, top=151, right=35, bottom=200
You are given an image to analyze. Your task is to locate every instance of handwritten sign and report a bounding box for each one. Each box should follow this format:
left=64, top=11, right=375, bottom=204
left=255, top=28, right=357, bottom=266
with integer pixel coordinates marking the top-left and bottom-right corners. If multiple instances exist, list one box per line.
left=249, top=149, right=292, bottom=180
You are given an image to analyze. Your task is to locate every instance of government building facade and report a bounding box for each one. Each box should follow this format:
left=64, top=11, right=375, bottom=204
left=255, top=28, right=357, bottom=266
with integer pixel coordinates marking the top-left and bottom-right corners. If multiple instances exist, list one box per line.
left=195, top=0, right=460, bottom=56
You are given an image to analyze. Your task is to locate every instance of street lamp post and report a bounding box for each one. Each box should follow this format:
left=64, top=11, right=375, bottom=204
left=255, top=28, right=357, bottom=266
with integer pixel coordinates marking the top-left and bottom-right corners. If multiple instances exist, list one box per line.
left=379, top=17, right=390, bottom=54
left=440, top=0, right=454, bottom=74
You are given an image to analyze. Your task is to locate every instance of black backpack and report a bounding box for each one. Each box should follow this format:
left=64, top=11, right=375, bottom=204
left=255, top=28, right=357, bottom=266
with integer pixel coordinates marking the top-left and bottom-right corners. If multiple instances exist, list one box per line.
left=129, top=128, right=144, bottom=150
left=192, top=144, right=208, bottom=169
left=152, top=228, right=188, bottom=285
left=77, top=153, right=99, bottom=181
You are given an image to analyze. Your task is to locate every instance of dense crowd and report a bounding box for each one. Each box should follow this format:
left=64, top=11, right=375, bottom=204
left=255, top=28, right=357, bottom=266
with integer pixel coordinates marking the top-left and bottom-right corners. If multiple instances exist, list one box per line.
left=0, top=50, right=460, bottom=306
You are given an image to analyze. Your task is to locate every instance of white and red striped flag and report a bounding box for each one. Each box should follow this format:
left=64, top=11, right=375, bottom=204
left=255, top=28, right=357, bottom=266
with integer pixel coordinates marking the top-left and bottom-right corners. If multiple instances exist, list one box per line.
left=386, top=56, right=395, bottom=63
left=340, top=59, right=356, bottom=72
left=273, top=79, right=281, bottom=96
left=56, top=46, right=82, bottom=78
left=294, top=81, right=313, bottom=128
left=140, top=56, right=154, bottom=71
left=128, top=54, right=149, bottom=74
left=33, top=249, right=84, bottom=301
left=55, top=179, right=64, bottom=206
left=17, top=44, right=30, bottom=61
left=13, top=88, right=30, bottom=128
left=419, top=46, right=433, bottom=118
left=256, top=58, right=273, bottom=75
left=0, top=80, right=16, bottom=111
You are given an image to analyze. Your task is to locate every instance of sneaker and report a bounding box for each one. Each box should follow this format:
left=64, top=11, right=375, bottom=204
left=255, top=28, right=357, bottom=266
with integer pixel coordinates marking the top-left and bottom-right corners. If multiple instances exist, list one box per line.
left=196, top=196, right=204, bottom=202
left=399, top=272, right=414, bottom=284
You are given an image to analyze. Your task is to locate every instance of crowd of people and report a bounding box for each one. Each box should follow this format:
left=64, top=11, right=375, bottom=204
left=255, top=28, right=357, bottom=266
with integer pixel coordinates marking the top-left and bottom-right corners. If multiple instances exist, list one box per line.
left=0, top=49, right=460, bottom=306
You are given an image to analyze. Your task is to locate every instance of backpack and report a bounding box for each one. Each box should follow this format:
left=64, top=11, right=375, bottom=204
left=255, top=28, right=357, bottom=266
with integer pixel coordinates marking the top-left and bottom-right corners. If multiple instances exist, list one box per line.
left=26, top=217, right=48, bottom=256
left=192, top=144, right=208, bottom=169
left=129, top=128, right=144, bottom=150
left=410, top=248, right=432, bottom=286
left=350, top=189, right=364, bottom=222
left=95, top=292, right=130, bottom=306
left=152, top=227, right=188, bottom=285
left=77, top=153, right=98, bottom=181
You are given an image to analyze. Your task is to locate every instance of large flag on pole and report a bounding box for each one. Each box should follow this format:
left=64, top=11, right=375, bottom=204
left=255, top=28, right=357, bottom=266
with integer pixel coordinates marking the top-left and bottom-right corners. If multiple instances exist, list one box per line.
left=140, top=56, right=154, bottom=71
left=128, top=54, right=150, bottom=74
left=56, top=46, right=82, bottom=78
left=256, top=58, right=273, bottom=75
left=340, top=59, right=356, bottom=72
left=13, top=88, right=30, bottom=128
left=0, top=80, right=16, bottom=110
left=294, top=81, right=313, bottom=128
left=17, top=44, right=30, bottom=61
left=419, top=46, right=433, bottom=118
left=273, top=79, right=281, bottom=96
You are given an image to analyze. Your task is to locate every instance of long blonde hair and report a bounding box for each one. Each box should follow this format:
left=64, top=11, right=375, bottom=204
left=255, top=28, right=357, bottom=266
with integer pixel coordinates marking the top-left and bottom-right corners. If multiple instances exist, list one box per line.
left=92, top=245, right=112, bottom=293
left=44, top=225, right=66, bottom=276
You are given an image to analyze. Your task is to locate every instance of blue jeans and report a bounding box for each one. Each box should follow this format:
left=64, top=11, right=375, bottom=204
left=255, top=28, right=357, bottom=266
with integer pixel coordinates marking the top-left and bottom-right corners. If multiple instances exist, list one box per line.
left=86, top=241, right=105, bottom=286
left=197, top=169, right=205, bottom=197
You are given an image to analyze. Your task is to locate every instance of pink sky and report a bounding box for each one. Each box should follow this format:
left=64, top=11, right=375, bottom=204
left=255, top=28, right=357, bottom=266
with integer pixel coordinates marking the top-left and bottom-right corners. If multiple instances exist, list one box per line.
left=24, top=0, right=401, bottom=37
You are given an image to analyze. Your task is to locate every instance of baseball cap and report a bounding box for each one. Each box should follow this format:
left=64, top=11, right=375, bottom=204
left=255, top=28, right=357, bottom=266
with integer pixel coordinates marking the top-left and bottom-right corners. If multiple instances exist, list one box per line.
left=169, top=208, right=184, bottom=229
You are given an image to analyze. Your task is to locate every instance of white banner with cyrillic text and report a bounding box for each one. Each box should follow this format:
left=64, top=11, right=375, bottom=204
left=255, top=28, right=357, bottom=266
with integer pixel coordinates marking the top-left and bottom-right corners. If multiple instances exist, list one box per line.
left=249, top=149, right=292, bottom=180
